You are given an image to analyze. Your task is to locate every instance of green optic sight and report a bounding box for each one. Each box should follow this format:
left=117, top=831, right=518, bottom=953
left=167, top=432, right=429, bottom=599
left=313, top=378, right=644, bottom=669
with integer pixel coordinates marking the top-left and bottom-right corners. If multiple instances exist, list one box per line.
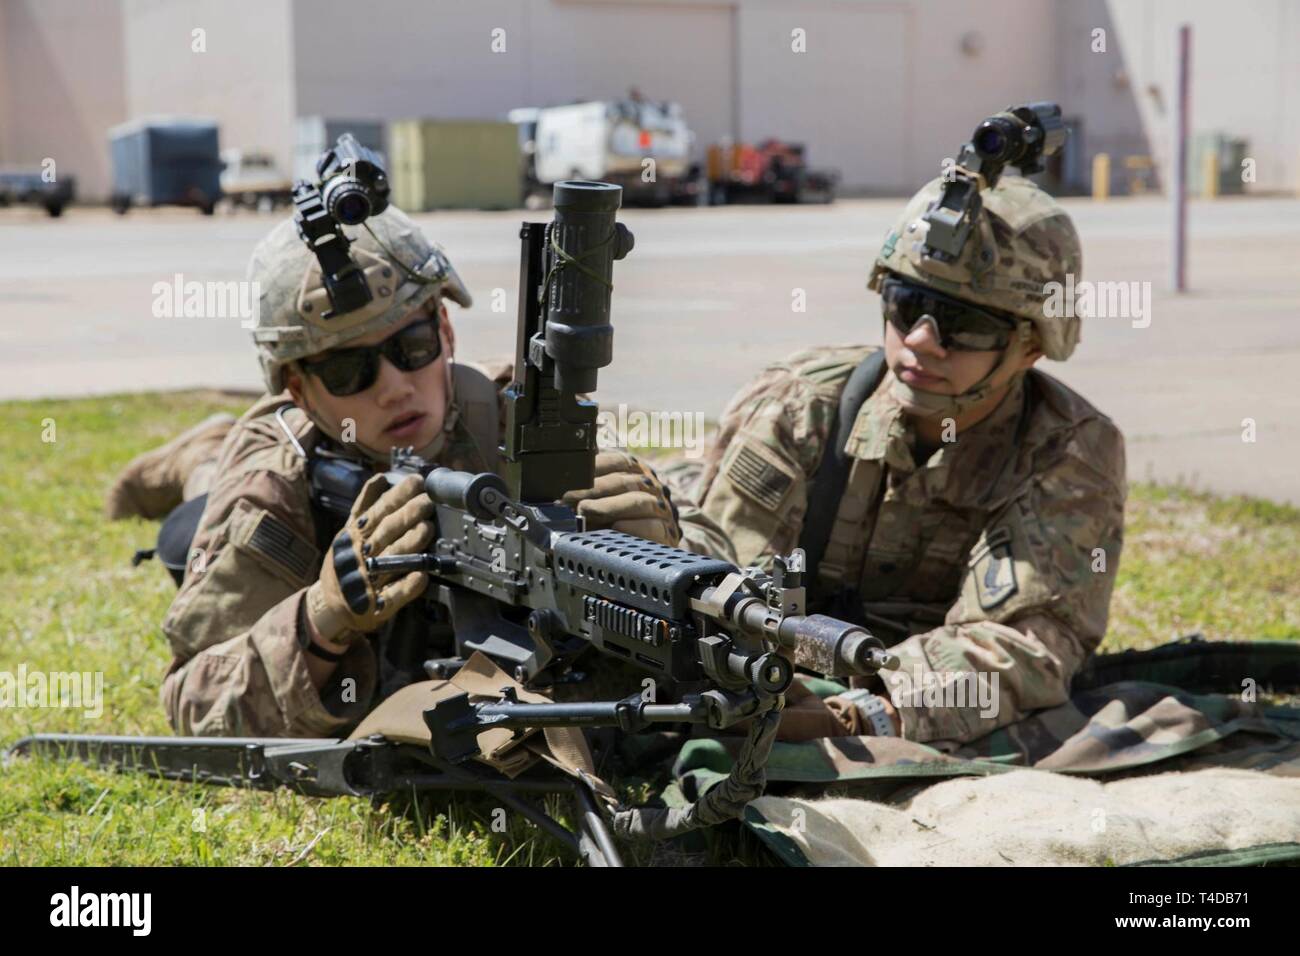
left=502, top=181, right=635, bottom=502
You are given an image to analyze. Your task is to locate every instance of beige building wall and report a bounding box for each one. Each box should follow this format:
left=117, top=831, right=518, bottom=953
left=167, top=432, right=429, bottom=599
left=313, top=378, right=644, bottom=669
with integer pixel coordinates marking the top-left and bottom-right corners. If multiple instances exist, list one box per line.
left=902, top=0, right=1061, bottom=190
left=290, top=0, right=1061, bottom=192
left=0, top=2, right=8, bottom=161
left=291, top=0, right=737, bottom=171
left=3, top=0, right=1296, bottom=201
left=733, top=0, right=1062, bottom=192
left=0, top=0, right=128, bottom=200
left=1097, top=0, right=1300, bottom=192
left=1056, top=0, right=1153, bottom=189
left=735, top=1, right=907, bottom=192
left=121, top=0, right=297, bottom=191
left=519, top=0, right=735, bottom=153
left=1104, top=0, right=1300, bottom=194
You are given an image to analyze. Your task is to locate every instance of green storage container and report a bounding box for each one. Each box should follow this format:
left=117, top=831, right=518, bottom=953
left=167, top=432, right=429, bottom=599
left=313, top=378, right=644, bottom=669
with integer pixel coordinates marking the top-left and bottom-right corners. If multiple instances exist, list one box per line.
left=390, top=120, right=522, bottom=211
left=1189, top=132, right=1250, bottom=196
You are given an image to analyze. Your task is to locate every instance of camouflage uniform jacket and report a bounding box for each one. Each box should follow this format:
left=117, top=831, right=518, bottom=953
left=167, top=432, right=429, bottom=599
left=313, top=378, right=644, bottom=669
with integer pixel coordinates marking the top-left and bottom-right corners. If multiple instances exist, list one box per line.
left=679, top=345, right=1127, bottom=747
left=160, top=360, right=510, bottom=737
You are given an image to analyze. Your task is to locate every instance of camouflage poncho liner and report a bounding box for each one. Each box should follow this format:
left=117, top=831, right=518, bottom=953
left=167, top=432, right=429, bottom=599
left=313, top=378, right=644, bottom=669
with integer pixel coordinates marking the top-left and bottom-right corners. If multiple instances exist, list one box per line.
left=671, top=640, right=1300, bottom=865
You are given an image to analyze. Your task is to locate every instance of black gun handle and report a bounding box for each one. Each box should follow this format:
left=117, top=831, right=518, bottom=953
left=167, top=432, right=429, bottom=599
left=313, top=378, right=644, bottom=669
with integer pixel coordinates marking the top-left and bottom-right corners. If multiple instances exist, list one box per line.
left=365, top=554, right=454, bottom=575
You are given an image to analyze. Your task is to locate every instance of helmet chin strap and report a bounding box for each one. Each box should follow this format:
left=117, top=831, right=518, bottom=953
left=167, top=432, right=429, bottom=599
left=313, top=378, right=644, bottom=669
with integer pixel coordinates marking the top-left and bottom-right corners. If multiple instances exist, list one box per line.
left=888, top=321, right=1030, bottom=421
left=298, top=357, right=460, bottom=466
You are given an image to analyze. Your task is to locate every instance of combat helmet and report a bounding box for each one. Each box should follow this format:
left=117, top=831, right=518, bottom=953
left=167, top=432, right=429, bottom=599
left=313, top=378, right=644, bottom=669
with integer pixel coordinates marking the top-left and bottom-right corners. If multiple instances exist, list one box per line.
left=868, top=174, right=1082, bottom=361
left=248, top=206, right=472, bottom=394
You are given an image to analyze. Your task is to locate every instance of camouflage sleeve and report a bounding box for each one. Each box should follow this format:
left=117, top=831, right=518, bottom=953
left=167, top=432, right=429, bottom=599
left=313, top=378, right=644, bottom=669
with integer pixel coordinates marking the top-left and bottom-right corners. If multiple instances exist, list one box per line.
left=674, top=500, right=740, bottom=564
left=161, top=591, right=376, bottom=737
left=159, top=469, right=377, bottom=737
left=678, top=346, right=866, bottom=567
left=872, top=416, right=1127, bottom=745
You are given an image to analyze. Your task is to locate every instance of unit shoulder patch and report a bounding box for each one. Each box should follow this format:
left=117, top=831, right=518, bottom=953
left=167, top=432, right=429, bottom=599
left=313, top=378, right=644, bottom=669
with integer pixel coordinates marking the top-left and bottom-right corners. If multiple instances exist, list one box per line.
left=973, top=540, right=1019, bottom=610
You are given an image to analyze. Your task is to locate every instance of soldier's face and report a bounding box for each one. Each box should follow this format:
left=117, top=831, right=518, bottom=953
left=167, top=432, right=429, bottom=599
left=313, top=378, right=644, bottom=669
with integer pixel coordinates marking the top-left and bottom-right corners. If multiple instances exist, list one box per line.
left=884, top=311, right=1037, bottom=396
left=288, top=301, right=457, bottom=453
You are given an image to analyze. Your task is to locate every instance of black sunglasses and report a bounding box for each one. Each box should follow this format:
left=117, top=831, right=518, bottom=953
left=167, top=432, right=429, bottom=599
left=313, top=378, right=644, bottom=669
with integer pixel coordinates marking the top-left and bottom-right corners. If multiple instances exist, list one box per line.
left=299, top=317, right=443, bottom=396
left=880, top=277, right=1017, bottom=352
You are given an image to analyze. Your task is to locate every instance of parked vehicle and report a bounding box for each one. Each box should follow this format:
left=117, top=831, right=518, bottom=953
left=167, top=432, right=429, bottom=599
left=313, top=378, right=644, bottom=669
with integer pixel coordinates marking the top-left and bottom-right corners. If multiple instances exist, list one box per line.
left=511, top=96, right=698, bottom=206
left=0, top=170, right=75, bottom=217
left=219, top=149, right=293, bottom=211
left=706, top=139, right=838, bottom=205
left=108, top=117, right=222, bottom=215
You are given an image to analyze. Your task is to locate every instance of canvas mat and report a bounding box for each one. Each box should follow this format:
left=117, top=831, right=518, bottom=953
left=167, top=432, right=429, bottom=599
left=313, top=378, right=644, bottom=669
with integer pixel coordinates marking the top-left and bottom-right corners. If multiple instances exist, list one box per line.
left=742, top=767, right=1300, bottom=866
left=666, top=676, right=1300, bottom=866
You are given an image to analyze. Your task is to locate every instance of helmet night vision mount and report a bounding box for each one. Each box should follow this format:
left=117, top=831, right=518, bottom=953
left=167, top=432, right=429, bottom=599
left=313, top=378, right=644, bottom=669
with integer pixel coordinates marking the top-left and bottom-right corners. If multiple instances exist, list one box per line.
left=922, top=102, right=1067, bottom=260
left=291, top=133, right=392, bottom=319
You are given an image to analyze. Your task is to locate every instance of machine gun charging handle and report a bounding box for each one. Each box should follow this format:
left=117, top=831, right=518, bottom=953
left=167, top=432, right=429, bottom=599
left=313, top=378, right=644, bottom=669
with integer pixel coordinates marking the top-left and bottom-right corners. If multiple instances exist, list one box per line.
left=425, top=468, right=510, bottom=519
left=365, top=553, right=457, bottom=575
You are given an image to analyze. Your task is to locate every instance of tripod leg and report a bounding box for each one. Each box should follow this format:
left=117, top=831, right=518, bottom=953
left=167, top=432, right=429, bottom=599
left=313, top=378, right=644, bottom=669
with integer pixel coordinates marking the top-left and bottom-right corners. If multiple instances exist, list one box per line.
left=482, top=784, right=579, bottom=855
left=574, top=780, right=623, bottom=867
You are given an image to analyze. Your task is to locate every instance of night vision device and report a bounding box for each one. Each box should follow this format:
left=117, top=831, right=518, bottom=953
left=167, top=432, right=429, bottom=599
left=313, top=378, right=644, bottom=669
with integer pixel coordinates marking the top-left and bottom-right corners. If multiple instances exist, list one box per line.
left=291, top=132, right=393, bottom=318
left=922, top=101, right=1066, bottom=260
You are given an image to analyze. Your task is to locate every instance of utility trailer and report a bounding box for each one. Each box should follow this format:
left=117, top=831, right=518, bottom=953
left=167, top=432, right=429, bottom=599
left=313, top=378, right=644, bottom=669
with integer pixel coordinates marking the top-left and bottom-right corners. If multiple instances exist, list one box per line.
left=108, top=117, right=222, bottom=215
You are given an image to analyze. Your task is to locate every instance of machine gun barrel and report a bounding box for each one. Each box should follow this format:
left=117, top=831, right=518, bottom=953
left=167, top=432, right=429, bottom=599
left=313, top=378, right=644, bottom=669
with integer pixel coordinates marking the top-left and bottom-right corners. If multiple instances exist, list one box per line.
left=717, top=596, right=900, bottom=676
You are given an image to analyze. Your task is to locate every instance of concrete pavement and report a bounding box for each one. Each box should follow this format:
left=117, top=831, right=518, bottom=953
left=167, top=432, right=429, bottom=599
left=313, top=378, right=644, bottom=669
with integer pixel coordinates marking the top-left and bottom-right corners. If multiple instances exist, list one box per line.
left=2, top=197, right=1298, bottom=502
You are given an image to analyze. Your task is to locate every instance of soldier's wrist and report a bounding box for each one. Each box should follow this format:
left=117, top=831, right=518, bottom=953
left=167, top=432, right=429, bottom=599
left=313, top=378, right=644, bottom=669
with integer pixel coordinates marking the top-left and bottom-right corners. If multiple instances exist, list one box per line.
left=305, top=582, right=360, bottom=649
left=840, top=689, right=900, bottom=737
left=300, top=627, right=348, bottom=662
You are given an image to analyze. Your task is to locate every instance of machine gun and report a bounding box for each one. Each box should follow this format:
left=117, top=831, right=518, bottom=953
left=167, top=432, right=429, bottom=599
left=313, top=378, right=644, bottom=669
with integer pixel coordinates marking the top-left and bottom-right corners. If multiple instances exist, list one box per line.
left=9, top=180, right=895, bottom=866
left=367, top=180, right=894, bottom=754
left=375, top=463, right=894, bottom=754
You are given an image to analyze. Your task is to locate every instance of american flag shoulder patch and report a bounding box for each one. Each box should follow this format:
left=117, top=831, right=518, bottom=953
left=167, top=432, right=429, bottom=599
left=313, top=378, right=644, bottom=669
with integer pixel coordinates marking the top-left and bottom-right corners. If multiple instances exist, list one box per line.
left=233, top=503, right=319, bottom=584
left=724, top=441, right=798, bottom=512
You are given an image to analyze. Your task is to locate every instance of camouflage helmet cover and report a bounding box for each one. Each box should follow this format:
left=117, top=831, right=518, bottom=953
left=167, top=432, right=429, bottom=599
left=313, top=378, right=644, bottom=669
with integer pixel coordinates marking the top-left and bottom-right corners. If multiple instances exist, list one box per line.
left=247, top=205, right=472, bottom=393
left=868, top=174, right=1082, bottom=360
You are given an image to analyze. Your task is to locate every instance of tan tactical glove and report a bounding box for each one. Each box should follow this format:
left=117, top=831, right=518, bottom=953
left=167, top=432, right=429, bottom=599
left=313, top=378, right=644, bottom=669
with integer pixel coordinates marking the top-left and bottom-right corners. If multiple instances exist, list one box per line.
left=561, top=451, right=681, bottom=546
left=306, top=474, right=436, bottom=644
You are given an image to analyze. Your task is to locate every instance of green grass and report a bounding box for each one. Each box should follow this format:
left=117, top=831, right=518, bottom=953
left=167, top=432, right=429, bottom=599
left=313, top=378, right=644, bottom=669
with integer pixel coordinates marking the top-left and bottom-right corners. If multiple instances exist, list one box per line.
left=1, top=391, right=1297, bottom=865
left=1106, top=483, right=1300, bottom=649
left=0, top=392, right=765, bottom=866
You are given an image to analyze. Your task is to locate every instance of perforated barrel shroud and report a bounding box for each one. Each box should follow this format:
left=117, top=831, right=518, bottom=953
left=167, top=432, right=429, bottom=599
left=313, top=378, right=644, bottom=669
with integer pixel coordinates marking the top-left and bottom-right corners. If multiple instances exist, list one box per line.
left=553, top=530, right=737, bottom=619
